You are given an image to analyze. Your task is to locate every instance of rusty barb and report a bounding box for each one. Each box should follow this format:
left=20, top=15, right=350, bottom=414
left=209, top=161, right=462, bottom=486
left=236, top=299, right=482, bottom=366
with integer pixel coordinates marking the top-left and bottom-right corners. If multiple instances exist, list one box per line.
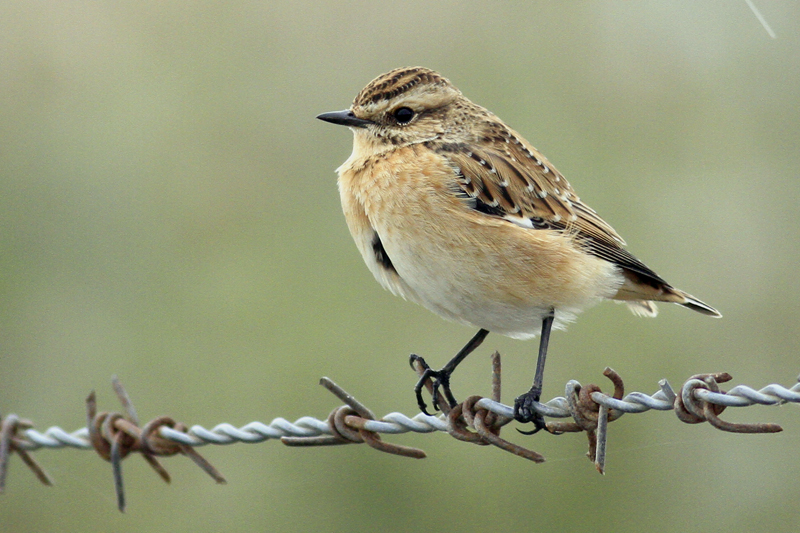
left=407, top=358, right=793, bottom=474
left=290, top=352, right=800, bottom=474
left=674, top=373, right=784, bottom=433
left=85, top=376, right=226, bottom=512
left=542, top=368, right=627, bottom=474
left=0, top=364, right=797, bottom=510
left=338, top=356, right=791, bottom=474
left=0, top=413, right=53, bottom=493
left=409, top=358, right=625, bottom=472
left=281, top=377, right=427, bottom=459
left=414, top=352, right=546, bottom=463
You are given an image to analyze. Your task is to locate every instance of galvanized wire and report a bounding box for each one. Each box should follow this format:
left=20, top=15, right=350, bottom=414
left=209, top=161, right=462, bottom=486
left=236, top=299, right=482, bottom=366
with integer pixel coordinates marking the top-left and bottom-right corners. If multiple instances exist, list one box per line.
left=11, top=374, right=799, bottom=452
left=2, top=368, right=798, bottom=511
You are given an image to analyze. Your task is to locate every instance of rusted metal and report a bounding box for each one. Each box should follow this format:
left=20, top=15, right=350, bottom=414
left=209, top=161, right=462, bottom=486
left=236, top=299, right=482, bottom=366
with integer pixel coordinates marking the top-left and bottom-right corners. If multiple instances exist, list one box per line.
left=1, top=365, right=795, bottom=507
left=85, top=379, right=225, bottom=512
left=676, top=373, right=783, bottom=433
left=281, top=378, right=426, bottom=459
left=0, top=413, right=53, bottom=492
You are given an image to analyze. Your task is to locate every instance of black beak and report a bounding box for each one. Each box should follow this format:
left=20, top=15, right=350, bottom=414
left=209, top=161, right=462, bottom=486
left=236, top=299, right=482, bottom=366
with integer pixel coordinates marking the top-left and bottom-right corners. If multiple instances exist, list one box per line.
left=316, top=109, right=373, bottom=129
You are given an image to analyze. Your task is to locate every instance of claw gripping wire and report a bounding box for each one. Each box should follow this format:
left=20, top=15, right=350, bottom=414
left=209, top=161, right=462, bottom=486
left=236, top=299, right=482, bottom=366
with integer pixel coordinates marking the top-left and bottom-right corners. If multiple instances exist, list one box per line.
left=0, top=361, right=797, bottom=510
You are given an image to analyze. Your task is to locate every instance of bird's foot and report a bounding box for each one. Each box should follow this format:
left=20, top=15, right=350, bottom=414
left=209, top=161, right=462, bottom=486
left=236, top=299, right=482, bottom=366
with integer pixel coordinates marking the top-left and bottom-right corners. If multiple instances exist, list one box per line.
left=409, top=354, right=457, bottom=416
left=514, top=387, right=548, bottom=435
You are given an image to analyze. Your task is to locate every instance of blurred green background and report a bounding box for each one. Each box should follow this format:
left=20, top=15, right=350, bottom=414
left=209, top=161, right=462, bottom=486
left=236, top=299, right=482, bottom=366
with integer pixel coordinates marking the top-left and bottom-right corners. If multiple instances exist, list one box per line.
left=2, top=2, right=799, bottom=531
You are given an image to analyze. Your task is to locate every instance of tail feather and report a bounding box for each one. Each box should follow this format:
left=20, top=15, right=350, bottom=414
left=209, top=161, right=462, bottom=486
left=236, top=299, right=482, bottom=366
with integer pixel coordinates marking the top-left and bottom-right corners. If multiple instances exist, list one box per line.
left=676, top=291, right=722, bottom=317
left=614, top=271, right=721, bottom=318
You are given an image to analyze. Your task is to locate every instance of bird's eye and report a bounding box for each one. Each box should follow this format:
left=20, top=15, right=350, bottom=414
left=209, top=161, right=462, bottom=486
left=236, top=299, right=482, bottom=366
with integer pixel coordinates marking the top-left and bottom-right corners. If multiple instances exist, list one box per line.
left=393, top=107, right=414, bottom=124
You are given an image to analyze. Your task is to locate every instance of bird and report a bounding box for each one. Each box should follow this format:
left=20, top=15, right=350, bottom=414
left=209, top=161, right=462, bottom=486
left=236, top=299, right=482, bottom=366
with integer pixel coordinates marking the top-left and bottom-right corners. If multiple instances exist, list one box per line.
left=317, top=66, right=720, bottom=431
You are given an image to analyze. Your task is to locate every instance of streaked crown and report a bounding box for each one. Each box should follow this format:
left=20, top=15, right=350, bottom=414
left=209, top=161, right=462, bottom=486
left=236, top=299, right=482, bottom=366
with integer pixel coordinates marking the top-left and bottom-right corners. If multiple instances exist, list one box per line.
left=353, top=67, right=453, bottom=107
left=349, top=67, right=471, bottom=145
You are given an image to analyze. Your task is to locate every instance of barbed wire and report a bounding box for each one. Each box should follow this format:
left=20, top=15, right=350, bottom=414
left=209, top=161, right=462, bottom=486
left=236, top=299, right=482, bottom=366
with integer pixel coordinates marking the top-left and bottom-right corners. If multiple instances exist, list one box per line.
left=1, top=352, right=798, bottom=511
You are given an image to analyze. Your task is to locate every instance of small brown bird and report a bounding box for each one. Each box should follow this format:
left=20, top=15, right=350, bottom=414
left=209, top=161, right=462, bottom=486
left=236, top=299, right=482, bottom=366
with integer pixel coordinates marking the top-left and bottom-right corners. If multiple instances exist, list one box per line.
left=318, top=67, right=720, bottom=431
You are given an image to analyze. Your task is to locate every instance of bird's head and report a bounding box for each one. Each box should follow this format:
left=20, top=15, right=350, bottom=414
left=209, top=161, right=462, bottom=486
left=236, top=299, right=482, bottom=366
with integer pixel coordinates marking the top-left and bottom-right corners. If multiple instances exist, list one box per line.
left=317, top=67, right=480, bottom=150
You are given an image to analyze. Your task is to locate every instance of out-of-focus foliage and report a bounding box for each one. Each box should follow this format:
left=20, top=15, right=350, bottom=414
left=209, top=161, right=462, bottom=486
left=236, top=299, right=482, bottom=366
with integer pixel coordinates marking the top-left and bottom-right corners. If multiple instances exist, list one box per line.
left=1, top=2, right=798, bottom=531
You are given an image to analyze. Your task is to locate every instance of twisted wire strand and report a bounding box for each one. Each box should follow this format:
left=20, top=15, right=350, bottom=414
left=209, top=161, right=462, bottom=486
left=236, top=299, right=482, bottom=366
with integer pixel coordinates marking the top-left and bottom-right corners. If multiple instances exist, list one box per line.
left=12, top=377, right=800, bottom=452
left=2, top=370, right=797, bottom=510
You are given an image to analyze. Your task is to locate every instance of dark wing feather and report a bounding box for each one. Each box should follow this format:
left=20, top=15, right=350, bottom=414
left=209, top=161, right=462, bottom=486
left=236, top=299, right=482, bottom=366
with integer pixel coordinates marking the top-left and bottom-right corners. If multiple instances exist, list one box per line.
left=572, top=236, right=668, bottom=286
left=436, top=123, right=667, bottom=287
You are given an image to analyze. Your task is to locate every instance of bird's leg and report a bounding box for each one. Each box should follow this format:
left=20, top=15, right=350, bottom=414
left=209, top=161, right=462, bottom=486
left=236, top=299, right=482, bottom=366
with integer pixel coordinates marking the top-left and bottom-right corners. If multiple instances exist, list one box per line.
left=514, top=309, right=555, bottom=433
left=409, top=328, right=489, bottom=416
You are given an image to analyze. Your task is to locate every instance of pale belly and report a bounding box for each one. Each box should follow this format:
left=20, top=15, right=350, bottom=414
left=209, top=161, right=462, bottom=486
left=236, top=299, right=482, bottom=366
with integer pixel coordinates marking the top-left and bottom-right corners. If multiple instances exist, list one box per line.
left=338, top=149, right=623, bottom=339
